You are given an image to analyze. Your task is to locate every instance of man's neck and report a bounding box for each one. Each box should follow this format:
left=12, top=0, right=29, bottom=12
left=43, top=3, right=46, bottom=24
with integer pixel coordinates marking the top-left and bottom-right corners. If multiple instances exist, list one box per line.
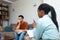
left=21, top=21, right=24, bottom=24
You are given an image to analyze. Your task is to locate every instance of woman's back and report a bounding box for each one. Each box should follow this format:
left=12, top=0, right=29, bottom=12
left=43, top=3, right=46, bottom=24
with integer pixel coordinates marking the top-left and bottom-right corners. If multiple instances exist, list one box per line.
left=34, top=15, right=59, bottom=40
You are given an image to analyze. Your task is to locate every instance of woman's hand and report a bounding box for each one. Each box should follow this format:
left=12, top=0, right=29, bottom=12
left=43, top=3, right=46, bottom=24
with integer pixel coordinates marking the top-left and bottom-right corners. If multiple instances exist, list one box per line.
left=32, top=20, right=36, bottom=28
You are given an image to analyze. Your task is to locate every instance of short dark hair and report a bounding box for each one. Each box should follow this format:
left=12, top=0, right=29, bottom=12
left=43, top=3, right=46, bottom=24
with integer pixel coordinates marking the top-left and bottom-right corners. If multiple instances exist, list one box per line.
left=18, top=15, right=24, bottom=19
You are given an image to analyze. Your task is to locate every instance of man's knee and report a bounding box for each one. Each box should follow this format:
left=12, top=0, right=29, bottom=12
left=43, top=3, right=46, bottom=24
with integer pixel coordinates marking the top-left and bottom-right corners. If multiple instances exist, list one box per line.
left=20, top=32, right=26, bottom=36
left=14, top=32, right=18, bottom=36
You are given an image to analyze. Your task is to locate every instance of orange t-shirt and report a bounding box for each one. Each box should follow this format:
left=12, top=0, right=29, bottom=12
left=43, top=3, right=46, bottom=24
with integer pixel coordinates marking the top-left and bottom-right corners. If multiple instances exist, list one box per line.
left=16, top=21, right=28, bottom=30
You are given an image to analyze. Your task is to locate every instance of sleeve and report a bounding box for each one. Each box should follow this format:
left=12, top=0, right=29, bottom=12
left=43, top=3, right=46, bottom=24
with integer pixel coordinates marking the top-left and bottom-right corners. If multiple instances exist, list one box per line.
left=16, top=22, right=19, bottom=27
left=25, top=22, right=28, bottom=29
left=34, top=20, right=45, bottom=40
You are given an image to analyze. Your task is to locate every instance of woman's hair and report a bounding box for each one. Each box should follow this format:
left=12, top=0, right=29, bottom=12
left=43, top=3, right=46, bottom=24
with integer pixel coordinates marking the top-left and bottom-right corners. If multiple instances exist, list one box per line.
left=38, top=3, right=59, bottom=31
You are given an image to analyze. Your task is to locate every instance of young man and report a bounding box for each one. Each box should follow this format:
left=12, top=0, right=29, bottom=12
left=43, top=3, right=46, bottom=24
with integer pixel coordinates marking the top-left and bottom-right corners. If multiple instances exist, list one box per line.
left=14, top=15, right=28, bottom=40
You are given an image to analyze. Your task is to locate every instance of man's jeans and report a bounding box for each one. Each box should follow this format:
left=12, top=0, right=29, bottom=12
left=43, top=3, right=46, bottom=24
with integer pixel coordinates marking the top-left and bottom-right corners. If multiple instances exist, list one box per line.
left=14, top=32, right=26, bottom=40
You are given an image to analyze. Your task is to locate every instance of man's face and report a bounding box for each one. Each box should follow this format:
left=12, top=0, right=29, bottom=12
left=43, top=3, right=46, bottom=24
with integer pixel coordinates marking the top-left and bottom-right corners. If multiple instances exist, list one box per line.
left=18, top=17, right=23, bottom=22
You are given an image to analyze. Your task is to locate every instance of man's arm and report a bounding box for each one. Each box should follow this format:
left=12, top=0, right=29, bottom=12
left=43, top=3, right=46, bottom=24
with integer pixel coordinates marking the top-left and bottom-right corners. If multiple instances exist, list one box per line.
left=16, top=19, right=21, bottom=30
left=16, top=23, right=20, bottom=30
left=15, top=22, right=21, bottom=33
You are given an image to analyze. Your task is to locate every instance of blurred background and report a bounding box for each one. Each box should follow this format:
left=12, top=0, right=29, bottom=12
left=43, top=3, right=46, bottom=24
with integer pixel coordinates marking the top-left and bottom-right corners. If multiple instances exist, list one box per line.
left=0, top=0, right=60, bottom=40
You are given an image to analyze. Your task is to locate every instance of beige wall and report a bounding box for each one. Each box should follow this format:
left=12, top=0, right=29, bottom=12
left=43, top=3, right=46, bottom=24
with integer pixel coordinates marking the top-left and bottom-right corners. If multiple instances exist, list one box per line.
left=9, top=0, right=43, bottom=24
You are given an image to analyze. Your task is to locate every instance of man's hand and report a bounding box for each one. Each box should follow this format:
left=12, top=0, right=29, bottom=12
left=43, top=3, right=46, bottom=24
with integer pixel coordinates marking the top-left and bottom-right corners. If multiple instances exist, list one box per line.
left=15, top=30, right=19, bottom=33
left=16, top=20, right=21, bottom=29
left=15, top=29, right=23, bottom=34
left=18, top=20, right=21, bottom=24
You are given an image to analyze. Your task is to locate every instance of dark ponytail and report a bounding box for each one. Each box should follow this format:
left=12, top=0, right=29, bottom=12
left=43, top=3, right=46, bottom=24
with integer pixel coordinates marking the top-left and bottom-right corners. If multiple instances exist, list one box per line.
left=50, top=6, right=59, bottom=31
left=38, top=3, right=59, bottom=31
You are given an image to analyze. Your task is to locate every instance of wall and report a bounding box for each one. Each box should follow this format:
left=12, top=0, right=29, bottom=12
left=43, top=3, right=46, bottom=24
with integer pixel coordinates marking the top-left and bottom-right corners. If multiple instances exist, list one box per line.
left=9, top=0, right=43, bottom=24
left=44, top=0, right=60, bottom=31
